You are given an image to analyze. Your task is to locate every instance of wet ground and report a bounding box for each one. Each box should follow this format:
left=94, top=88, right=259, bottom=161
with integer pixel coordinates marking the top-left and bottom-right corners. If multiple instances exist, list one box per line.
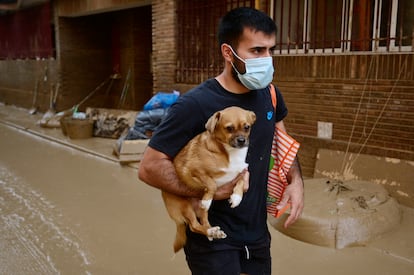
left=0, top=103, right=413, bottom=274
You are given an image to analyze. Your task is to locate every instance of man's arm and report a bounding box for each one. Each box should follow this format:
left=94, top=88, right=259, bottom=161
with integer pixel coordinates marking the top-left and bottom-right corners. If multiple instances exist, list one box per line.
left=275, top=121, right=305, bottom=228
left=138, top=146, right=247, bottom=199
left=138, top=146, right=202, bottom=197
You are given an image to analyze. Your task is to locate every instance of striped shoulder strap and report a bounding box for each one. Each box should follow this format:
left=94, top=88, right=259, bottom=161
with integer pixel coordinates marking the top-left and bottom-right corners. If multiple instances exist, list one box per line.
left=269, top=84, right=277, bottom=110
left=266, top=83, right=301, bottom=218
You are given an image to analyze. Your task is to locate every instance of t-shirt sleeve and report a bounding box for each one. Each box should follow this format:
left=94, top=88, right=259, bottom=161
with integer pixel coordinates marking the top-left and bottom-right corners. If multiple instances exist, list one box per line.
left=148, top=94, right=205, bottom=158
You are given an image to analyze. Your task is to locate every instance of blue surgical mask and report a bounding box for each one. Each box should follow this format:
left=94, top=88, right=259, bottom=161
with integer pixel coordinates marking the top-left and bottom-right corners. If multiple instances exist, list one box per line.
left=229, top=46, right=274, bottom=90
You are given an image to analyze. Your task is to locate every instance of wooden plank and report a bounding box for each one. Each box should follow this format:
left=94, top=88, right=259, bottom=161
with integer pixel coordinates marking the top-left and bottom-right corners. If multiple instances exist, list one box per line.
left=119, top=139, right=149, bottom=154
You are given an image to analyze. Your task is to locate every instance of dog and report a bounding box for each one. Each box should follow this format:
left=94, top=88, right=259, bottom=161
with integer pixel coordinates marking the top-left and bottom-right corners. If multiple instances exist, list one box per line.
left=161, top=106, right=256, bottom=252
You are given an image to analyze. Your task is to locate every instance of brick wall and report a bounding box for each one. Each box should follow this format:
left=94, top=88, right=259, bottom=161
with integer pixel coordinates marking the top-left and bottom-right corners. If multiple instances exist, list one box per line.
left=151, top=0, right=177, bottom=93
left=273, top=54, right=414, bottom=177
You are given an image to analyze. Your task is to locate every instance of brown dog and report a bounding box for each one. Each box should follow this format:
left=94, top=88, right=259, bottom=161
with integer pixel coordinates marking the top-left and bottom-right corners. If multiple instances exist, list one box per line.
left=162, top=106, right=256, bottom=252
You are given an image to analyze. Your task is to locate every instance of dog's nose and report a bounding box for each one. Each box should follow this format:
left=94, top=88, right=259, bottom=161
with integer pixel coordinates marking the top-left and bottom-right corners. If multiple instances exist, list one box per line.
left=237, top=137, right=246, bottom=146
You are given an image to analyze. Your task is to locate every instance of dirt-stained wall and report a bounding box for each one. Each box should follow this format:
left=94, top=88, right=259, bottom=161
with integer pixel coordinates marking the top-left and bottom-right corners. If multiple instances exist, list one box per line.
left=0, top=59, right=58, bottom=112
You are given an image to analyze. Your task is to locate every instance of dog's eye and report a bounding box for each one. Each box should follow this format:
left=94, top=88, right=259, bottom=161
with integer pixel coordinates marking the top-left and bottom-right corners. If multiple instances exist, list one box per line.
left=244, top=125, right=250, bottom=131
left=226, top=126, right=235, bottom=133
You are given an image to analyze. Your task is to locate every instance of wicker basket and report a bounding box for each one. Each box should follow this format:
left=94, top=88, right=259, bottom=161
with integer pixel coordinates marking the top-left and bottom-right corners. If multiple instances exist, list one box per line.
left=60, top=117, right=94, bottom=139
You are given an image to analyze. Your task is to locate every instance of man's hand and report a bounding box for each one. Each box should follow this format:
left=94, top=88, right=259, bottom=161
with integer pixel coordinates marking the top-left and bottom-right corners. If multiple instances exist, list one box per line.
left=276, top=177, right=304, bottom=228
left=213, top=169, right=249, bottom=200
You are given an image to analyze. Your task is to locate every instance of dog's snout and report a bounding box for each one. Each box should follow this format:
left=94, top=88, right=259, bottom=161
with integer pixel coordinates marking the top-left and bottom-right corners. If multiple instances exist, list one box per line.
left=236, top=136, right=246, bottom=146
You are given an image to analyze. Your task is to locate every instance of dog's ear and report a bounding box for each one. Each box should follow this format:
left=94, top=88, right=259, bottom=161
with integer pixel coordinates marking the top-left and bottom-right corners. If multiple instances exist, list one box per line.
left=248, top=111, right=256, bottom=125
left=205, top=111, right=221, bottom=133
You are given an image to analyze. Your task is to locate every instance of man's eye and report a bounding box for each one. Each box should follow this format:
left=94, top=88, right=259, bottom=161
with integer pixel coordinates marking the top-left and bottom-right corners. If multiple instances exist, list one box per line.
left=251, top=47, right=263, bottom=54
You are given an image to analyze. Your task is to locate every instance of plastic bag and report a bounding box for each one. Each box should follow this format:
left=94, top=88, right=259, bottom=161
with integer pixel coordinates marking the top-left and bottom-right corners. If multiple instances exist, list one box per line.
left=143, top=91, right=180, bottom=111
left=124, top=108, right=170, bottom=140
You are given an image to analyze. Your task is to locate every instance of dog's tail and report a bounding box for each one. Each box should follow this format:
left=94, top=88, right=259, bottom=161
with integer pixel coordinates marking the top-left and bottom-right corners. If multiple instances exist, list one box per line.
left=173, top=223, right=187, bottom=253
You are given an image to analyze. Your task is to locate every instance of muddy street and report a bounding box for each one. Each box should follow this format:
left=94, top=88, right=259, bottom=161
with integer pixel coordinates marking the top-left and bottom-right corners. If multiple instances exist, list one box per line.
left=0, top=123, right=188, bottom=274
left=0, top=112, right=413, bottom=275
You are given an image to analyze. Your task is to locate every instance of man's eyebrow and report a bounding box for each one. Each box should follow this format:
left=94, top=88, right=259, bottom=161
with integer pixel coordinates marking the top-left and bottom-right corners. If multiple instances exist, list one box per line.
left=250, top=46, right=276, bottom=51
left=250, top=46, right=267, bottom=51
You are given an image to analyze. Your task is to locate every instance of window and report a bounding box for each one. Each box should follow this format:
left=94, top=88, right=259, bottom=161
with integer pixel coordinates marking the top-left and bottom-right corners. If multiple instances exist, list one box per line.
left=270, top=0, right=413, bottom=54
left=175, top=0, right=413, bottom=84
left=374, top=0, right=413, bottom=51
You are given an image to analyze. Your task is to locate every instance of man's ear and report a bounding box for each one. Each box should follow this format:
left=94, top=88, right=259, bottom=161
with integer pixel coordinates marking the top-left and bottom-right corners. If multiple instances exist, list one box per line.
left=205, top=111, right=221, bottom=133
left=221, top=44, right=233, bottom=62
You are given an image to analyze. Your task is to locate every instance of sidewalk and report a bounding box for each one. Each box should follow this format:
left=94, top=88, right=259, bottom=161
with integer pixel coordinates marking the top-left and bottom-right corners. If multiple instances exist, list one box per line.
left=0, top=103, right=139, bottom=167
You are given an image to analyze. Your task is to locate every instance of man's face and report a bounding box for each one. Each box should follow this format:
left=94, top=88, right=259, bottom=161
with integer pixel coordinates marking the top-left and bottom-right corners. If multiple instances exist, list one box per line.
left=230, top=27, right=276, bottom=82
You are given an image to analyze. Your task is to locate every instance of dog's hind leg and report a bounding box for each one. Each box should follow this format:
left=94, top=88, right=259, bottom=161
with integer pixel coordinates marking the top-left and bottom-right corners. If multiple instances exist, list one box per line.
left=200, top=209, right=227, bottom=240
left=185, top=207, right=227, bottom=241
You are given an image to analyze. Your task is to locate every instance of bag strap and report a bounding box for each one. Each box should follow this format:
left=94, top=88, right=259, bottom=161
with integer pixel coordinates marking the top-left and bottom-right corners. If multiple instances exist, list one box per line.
left=269, top=84, right=277, bottom=110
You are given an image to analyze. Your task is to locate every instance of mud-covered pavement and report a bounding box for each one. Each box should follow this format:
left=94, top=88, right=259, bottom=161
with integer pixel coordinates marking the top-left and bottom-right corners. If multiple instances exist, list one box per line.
left=0, top=122, right=189, bottom=274
left=0, top=104, right=413, bottom=274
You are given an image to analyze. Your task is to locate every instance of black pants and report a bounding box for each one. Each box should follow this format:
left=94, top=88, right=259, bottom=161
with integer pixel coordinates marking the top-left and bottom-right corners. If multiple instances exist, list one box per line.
left=184, top=244, right=271, bottom=275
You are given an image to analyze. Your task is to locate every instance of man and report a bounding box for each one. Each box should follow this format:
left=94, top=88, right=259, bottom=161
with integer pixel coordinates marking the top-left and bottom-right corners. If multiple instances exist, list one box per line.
left=139, top=7, right=304, bottom=275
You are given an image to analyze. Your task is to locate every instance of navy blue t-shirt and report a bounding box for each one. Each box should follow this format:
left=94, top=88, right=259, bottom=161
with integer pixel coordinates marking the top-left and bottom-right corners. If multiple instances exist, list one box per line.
left=149, top=78, right=288, bottom=249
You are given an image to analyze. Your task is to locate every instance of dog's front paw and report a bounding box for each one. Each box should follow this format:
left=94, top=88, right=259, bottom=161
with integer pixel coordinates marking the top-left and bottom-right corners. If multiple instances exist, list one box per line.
left=207, top=226, right=227, bottom=241
left=229, top=194, right=242, bottom=208
left=201, top=199, right=212, bottom=210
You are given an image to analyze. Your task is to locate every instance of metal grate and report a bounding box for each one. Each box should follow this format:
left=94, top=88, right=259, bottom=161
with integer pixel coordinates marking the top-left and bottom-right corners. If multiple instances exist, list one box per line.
left=176, top=0, right=256, bottom=84
left=271, top=0, right=414, bottom=54
left=175, top=0, right=413, bottom=84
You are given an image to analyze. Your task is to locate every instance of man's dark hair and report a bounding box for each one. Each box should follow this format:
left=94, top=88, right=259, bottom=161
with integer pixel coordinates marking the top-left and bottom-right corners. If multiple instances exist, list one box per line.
left=217, top=7, right=277, bottom=48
